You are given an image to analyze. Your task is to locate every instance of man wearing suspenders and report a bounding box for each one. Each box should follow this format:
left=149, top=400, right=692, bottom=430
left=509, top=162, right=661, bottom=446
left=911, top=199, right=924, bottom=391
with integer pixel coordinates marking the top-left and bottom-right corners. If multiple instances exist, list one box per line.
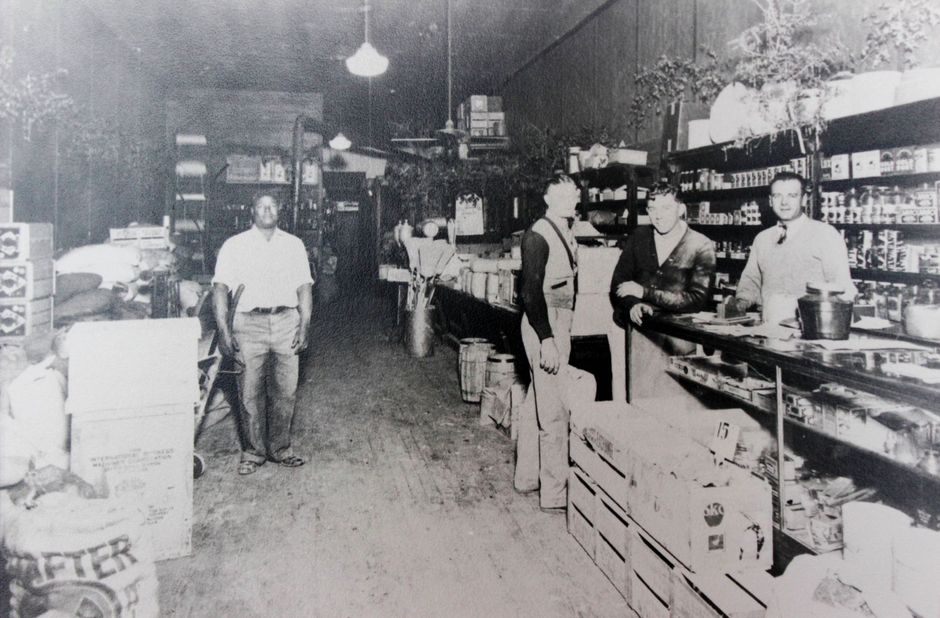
left=515, top=173, right=580, bottom=511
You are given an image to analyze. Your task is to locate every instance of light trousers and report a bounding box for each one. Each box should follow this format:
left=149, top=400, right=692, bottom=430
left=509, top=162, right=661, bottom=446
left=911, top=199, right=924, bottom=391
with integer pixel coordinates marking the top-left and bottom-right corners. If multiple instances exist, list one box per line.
left=233, top=310, right=301, bottom=464
left=516, top=308, right=573, bottom=509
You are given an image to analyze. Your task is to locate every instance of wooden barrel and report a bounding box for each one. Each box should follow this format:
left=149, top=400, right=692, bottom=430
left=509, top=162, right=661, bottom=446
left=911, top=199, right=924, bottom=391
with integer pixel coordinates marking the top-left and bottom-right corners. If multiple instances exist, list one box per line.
left=485, top=353, right=517, bottom=389
left=458, top=338, right=495, bottom=402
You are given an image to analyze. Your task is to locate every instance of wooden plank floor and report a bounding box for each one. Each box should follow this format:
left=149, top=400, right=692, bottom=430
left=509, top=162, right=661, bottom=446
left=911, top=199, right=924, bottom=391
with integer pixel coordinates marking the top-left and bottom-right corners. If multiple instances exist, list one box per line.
left=157, top=295, right=632, bottom=617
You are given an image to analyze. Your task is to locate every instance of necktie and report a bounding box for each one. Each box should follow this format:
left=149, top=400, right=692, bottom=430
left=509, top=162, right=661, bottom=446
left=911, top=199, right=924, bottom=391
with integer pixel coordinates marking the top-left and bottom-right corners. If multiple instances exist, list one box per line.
left=566, top=217, right=575, bottom=229
left=777, top=223, right=788, bottom=245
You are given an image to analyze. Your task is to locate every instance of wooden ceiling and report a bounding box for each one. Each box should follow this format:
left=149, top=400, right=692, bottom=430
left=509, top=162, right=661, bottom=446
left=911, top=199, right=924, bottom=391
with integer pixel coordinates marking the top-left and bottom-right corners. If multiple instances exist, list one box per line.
left=80, top=0, right=610, bottom=143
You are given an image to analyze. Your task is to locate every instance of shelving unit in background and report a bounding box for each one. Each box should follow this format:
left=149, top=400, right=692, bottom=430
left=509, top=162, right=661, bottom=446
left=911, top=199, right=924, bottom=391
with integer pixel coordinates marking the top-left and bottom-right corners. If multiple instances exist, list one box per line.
left=570, top=163, right=655, bottom=238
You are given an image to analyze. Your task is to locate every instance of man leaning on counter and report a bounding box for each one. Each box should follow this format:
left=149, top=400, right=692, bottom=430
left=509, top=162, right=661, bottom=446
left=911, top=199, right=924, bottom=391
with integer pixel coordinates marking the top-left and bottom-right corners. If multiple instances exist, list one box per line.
left=726, top=171, right=857, bottom=321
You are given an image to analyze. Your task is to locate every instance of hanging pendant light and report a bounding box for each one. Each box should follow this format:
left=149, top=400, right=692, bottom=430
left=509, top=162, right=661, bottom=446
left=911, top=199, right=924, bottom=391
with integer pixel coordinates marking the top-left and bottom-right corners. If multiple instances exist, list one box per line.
left=436, top=0, right=464, bottom=138
left=437, top=0, right=466, bottom=138
left=346, top=0, right=388, bottom=77
left=329, top=132, right=352, bottom=150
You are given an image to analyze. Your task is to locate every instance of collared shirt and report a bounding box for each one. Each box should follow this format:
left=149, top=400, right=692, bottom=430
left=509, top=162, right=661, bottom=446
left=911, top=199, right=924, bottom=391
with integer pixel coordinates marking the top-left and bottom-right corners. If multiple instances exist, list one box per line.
left=736, top=215, right=857, bottom=308
left=610, top=225, right=716, bottom=328
left=213, top=226, right=314, bottom=312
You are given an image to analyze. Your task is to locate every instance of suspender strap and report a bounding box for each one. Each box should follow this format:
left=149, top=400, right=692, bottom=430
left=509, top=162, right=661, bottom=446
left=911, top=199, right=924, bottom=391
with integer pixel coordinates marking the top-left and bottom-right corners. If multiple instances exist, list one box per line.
left=540, top=217, right=578, bottom=299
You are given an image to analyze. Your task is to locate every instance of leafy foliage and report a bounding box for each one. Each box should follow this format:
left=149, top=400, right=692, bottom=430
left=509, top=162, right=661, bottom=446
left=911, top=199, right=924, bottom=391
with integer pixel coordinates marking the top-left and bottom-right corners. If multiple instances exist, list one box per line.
left=858, top=0, right=940, bottom=70
left=630, top=50, right=727, bottom=127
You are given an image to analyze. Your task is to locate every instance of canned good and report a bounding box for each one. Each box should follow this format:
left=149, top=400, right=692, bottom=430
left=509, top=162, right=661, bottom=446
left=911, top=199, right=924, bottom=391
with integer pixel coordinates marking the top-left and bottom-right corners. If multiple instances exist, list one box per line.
left=914, top=147, right=929, bottom=173
left=929, top=148, right=940, bottom=172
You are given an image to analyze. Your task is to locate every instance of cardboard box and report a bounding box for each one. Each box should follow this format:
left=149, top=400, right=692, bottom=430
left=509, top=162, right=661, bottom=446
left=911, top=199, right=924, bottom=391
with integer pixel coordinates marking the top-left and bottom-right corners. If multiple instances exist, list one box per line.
left=571, top=401, right=773, bottom=573
left=70, top=404, right=194, bottom=561
left=0, top=258, right=54, bottom=300
left=626, top=438, right=773, bottom=574
left=830, top=154, right=851, bottom=180
left=851, top=150, right=881, bottom=179
left=568, top=466, right=598, bottom=559
left=66, top=318, right=201, bottom=415
left=110, top=225, right=169, bottom=249
left=0, top=222, right=54, bottom=260
left=0, top=296, right=52, bottom=339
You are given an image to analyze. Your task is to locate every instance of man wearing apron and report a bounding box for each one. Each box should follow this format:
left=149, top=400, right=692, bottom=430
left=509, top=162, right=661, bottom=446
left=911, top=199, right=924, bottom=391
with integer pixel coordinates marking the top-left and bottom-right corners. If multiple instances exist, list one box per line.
left=514, top=173, right=580, bottom=511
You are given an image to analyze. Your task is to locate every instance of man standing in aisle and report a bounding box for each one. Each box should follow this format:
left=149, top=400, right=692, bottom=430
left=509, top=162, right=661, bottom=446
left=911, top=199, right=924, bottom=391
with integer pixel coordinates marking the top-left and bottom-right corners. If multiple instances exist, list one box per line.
left=514, top=172, right=580, bottom=512
left=727, top=171, right=856, bottom=319
left=213, top=192, right=314, bottom=475
left=607, top=184, right=715, bottom=401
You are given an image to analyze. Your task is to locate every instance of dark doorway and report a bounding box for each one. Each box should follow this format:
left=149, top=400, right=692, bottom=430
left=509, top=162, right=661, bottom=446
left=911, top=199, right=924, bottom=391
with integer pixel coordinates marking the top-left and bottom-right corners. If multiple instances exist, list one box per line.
left=324, top=171, right=374, bottom=301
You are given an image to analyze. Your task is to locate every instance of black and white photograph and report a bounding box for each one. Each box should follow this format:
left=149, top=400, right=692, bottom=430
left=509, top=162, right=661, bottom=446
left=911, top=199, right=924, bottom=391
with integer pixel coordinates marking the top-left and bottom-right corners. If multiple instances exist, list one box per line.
left=2, top=0, right=940, bottom=616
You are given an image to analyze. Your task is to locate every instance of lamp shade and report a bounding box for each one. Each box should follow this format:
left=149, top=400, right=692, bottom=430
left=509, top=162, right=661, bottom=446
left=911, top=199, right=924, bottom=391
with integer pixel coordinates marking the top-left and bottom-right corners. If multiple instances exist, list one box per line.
left=345, top=42, right=388, bottom=77
left=329, top=132, right=352, bottom=150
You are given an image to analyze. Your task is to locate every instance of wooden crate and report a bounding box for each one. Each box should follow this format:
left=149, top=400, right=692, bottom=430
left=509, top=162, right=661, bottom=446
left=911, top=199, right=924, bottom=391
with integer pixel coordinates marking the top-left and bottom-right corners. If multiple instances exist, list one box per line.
left=0, top=222, right=53, bottom=260
left=630, top=524, right=679, bottom=610
left=567, top=465, right=597, bottom=559
left=0, top=296, right=52, bottom=339
left=593, top=492, right=633, bottom=604
left=0, top=259, right=54, bottom=300
left=670, top=569, right=767, bottom=618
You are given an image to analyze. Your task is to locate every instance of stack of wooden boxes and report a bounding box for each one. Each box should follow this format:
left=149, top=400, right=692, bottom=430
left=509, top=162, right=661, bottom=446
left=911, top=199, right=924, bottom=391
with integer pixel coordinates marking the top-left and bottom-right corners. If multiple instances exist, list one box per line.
left=68, top=318, right=201, bottom=561
left=567, top=401, right=774, bottom=618
left=457, top=95, right=506, bottom=137
left=0, top=223, right=54, bottom=345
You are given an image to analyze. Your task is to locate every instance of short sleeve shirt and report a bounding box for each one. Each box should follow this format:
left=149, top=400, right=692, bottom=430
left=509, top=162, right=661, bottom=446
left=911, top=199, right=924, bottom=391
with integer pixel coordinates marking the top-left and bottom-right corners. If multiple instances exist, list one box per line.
left=212, top=226, right=314, bottom=312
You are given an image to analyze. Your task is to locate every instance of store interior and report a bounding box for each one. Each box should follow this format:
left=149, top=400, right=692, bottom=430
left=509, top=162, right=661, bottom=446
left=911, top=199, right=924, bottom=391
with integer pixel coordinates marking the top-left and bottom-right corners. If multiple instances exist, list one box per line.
left=2, top=0, right=940, bottom=616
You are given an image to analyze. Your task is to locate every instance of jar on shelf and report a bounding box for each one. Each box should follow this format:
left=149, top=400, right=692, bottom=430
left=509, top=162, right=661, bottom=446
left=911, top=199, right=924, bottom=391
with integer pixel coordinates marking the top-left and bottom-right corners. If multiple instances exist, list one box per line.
left=846, top=188, right=861, bottom=224
left=883, top=186, right=902, bottom=224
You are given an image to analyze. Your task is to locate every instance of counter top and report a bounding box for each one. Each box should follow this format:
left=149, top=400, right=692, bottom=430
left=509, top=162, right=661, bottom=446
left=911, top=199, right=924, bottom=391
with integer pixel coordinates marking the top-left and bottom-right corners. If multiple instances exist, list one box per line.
left=642, top=314, right=940, bottom=412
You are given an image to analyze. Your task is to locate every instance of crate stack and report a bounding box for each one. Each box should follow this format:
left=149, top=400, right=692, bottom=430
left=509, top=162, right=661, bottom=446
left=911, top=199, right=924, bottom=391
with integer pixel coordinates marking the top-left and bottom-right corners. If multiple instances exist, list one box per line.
left=0, top=223, right=55, bottom=345
left=567, top=401, right=774, bottom=618
left=457, top=95, right=506, bottom=137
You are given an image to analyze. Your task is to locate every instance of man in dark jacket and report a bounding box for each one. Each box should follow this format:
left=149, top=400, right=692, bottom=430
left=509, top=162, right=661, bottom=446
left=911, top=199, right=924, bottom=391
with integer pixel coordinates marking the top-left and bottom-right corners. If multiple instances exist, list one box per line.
left=607, top=185, right=715, bottom=400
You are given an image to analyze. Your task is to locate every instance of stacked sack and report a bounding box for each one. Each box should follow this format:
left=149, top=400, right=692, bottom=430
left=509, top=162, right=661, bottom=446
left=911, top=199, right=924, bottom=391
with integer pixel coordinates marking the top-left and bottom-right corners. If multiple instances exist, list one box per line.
left=53, top=240, right=183, bottom=326
left=3, top=492, right=160, bottom=618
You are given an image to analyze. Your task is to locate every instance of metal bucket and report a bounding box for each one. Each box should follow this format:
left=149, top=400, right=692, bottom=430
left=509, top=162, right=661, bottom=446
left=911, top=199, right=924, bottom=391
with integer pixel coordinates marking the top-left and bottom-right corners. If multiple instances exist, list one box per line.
left=404, top=306, right=436, bottom=357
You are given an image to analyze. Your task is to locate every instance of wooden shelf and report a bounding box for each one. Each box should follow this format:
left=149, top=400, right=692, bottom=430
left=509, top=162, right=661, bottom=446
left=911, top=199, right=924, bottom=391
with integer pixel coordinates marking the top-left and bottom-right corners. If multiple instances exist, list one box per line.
left=850, top=268, right=940, bottom=285
left=820, top=171, right=940, bottom=191
left=680, top=187, right=770, bottom=201
left=834, top=223, right=940, bottom=235
left=689, top=223, right=768, bottom=236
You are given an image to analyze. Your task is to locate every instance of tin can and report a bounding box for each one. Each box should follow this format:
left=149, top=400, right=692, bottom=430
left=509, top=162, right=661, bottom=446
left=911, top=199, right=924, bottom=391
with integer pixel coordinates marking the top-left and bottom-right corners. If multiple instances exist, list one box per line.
left=914, top=147, right=929, bottom=173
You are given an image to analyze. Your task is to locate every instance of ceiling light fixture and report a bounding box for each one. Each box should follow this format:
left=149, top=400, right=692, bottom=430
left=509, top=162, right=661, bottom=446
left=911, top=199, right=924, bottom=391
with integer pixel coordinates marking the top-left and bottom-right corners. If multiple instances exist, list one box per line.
left=346, top=0, right=388, bottom=77
left=329, top=132, right=352, bottom=150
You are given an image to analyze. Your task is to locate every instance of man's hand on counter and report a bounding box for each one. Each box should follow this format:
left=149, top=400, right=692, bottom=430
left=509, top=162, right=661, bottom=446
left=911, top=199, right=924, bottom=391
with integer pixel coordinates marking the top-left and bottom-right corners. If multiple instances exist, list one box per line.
left=629, top=302, right=655, bottom=326
left=616, top=281, right=645, bottom=299
left=539, top=337, right=561, bottom=375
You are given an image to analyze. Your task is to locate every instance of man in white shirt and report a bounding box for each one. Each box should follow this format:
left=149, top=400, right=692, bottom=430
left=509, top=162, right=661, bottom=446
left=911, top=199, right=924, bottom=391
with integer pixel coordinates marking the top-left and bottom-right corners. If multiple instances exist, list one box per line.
left=730, top=171, right=856, bottom=320
left=213, top=192, right=314, bottom=475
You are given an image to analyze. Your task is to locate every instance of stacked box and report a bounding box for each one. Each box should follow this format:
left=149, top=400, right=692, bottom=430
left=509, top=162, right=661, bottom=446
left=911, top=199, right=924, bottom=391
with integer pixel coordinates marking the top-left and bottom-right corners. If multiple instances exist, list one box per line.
left=569, top=400, right=774, bottom=575
left=68, top=318, right=201, bottom=561
left=0, top=223, right=55, bottom=344
left=457, top=95, right=507, bottom=137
